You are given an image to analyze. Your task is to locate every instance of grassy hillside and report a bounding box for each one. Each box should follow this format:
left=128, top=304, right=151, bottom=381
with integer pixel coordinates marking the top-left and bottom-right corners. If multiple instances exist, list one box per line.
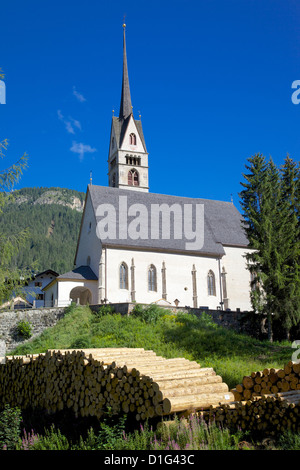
left=10, top=304, right=294, bottom=389
left=0, top=187, right=85, bottom=274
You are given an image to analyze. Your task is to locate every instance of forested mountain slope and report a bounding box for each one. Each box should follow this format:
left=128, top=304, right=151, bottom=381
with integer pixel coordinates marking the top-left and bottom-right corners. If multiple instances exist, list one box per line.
left=0, top=187, right=85, bottom=275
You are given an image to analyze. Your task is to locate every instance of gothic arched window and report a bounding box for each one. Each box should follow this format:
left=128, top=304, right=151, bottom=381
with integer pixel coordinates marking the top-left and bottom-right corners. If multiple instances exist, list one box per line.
left=207, top=270, right=216, bottom=296
left=128, top=169, right=139, bottom=186
left=129, top=133, right=136, bottom=145
left=119, top=262, right=128, bottom=289
left=148, top=265, right=157, bottom=292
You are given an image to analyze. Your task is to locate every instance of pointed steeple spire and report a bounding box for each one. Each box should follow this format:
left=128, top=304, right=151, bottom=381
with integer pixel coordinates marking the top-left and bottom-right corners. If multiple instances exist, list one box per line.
left=119, top=24, right=133, bottom=120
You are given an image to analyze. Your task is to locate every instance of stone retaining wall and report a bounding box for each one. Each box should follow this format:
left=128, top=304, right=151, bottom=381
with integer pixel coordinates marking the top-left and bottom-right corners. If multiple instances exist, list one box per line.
left=0, top=307, right=66, bottom=353
left=89, top=303, right=249, bottom=333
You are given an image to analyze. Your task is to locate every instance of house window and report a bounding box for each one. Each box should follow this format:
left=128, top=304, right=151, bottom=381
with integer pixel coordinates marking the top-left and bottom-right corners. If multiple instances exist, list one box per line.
left=35, top=282, right=42, bottom=287
left=207, top=270, right=216, bottom=296
left=87, top=256, right=91, bottom=266
left=119, top=262, right=128, bottom=289
left=129, top=133, right=136, bottom=145
left=128, top=169, right=139, bottom=186
left=148, top=265, right=157, bottom=292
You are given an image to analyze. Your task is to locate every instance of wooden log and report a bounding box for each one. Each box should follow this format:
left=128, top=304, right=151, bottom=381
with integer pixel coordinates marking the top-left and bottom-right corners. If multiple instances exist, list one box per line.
left=155, top=382, right=229, bottom=400
left=242, top=376, right=254, bottom=389
left=151, top=375, right=223, bottom=392
left=161, top=391, right=235, bottom=414
left=143, top=368, right=216, bottom=381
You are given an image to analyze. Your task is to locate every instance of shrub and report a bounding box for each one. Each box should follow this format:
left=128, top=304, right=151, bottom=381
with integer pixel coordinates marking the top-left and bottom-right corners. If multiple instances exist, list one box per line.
left=70, top=336, right=92, bottom=348
left=29, top=425, right=69, bottom=450
left=152, top=415, right=245, bottom=450
left=16, top=320, right=32, bottom=339
left=93, top=304, right=116, bottom=320
left=277, top=430, right=300, bottom=450
left=0, top=405, right=22, bottom=450
left=16, top=429, right=39, bottom=450
left=74, top=411, right=127, bottom=450
left=131, top=304, right=165, bottom=324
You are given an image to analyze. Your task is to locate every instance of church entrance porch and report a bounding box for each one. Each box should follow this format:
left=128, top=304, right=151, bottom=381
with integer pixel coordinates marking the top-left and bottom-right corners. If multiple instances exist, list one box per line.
left=70, top=286, right=92, bottom=305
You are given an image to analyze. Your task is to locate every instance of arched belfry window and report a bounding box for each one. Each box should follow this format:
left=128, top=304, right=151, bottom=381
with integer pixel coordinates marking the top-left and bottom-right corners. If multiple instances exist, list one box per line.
left=128, top=169, right=139, bottom=186
left=129, top=133, right=136, bottom=145
left=207, top=270, right=216, bottom=296
left=148, top=265, right=157, bottom=292
left=119, top=262, right=128, bottom=289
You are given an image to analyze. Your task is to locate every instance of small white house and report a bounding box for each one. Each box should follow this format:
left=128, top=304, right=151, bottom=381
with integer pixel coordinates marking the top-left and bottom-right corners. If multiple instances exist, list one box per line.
left=23, top=269, right=59, bottom=308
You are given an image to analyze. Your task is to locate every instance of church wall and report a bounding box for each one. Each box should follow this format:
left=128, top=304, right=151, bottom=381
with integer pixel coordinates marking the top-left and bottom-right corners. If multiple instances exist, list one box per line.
left=75, top=191, right=102, bottom=276
left=220, top=246, right=253, bottom=311
left=105, top=247, right=224, bottom=309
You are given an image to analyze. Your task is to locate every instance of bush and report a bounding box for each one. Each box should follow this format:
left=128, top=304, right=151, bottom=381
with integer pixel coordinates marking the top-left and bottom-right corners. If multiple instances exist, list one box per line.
left=29, top=425, right=70, bottom=450
left=70, top=336, right=92, bottom=348
left=74, top=411, right=127, bottom=450
left=16, top=320, right=32, bottom=339
left=131, top=304, right=165, bottom=324
left=277, top=430, right=300, bottom=450
left=0, top=405, right=22, bottom=450
left=93, top=304, right=116, bottom=321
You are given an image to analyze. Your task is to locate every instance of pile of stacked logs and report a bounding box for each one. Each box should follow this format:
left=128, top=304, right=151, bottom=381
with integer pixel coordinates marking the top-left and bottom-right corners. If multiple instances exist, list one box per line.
left=0, top=348, right=233, bottom=421
left=199, top=361, right=300, bottom=436
left=200, top=390, right=300, bottom=436
left=230, top=361, right=300, bottom=401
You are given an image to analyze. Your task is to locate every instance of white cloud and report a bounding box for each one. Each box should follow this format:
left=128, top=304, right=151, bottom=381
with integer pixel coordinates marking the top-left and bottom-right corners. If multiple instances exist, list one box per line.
left=65, top=121, right=75, bottom=134
left=70, top=141, right=97, bottom=161
left=73, top=86, right=86, bottom=103
left=70, top=117, right=82, bottom=131
left=57, top=110, right=81, bottom=134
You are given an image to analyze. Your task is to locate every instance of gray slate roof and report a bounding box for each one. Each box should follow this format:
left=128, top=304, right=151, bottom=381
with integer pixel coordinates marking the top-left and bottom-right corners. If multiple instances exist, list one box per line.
left=88, top=185, right=248, bottom=256
left=58, top=266, right=98, bottom=281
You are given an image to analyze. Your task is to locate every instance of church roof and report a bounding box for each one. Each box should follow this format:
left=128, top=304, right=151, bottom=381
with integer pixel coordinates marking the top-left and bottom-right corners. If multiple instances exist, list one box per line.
left=88, top=185, right=249, bottom=256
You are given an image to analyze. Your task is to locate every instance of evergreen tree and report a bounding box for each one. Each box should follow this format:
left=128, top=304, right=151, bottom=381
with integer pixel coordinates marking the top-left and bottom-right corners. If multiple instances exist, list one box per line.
left=277, top=157, right=300, bottom=335
left=240, top=153, right=300, bottom=341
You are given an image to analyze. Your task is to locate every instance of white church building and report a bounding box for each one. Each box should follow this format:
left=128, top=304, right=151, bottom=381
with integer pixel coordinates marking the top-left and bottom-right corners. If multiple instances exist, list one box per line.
left=43, top=25, right=253, bottom=312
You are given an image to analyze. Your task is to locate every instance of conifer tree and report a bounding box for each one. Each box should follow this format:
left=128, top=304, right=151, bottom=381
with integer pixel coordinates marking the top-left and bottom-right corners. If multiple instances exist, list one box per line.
left=240, top=153, right=300, bottom=341
left=277, top=156, right=300, bottom=335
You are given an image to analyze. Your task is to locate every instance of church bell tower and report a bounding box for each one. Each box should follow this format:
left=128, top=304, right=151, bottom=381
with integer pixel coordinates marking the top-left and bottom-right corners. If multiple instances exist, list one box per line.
left=108, top=24, right=149, bottom=192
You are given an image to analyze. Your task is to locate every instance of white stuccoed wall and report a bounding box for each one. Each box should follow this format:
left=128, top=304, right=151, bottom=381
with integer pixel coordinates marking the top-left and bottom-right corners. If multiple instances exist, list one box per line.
left=104, top=246, right=252, bottom=310
left=75, top=191, right=102, bottom=277
left=221, top=245, right=252, bottom=311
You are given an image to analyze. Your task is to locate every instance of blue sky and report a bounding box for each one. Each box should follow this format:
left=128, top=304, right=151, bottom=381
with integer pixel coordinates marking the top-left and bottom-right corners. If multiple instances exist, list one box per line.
left=1, top=0, right=300, bottom=210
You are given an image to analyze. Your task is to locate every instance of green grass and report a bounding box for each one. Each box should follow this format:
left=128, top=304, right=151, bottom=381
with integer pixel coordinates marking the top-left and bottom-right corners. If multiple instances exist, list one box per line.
left=10, top=304, right=294, bottom=389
